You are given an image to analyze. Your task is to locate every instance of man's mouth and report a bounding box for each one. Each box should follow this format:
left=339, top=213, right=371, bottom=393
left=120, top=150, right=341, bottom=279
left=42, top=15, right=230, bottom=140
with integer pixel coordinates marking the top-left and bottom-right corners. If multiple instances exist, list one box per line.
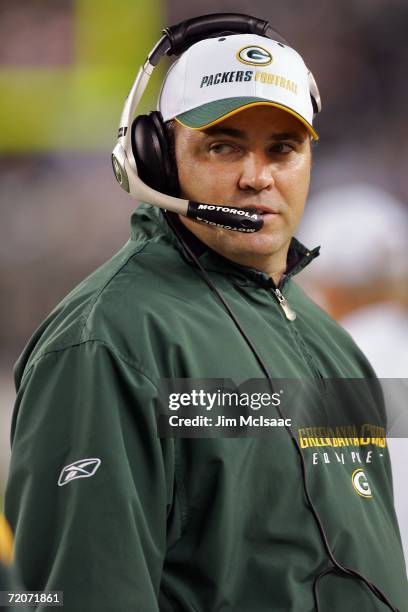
left=243, top=204, right=279, bottom=216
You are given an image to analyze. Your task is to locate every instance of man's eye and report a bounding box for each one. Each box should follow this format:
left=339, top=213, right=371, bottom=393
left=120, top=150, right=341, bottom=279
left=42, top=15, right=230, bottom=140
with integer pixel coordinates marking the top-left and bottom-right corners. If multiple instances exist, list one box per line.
left=269, top=143, right=294, bottom=155
left=209, top=143, right=237, bottom=155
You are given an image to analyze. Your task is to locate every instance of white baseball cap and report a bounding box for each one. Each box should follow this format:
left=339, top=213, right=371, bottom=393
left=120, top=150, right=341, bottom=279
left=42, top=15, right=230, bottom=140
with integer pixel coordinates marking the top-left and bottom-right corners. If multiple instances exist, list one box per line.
left=158, top=33, right=319, bottom=140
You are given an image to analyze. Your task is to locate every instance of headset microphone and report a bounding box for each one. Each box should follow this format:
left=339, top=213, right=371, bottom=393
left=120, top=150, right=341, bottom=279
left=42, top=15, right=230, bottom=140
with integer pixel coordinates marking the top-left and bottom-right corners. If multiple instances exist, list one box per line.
left=186, top=202, right=263, bottom=232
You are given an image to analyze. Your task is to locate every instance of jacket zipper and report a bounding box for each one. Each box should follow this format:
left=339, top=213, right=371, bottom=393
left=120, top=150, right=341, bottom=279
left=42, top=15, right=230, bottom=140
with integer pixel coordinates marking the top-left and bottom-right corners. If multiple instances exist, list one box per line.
left=272, top=285, right=326, bottom=390
left=274, top=288, right=296, bottom=321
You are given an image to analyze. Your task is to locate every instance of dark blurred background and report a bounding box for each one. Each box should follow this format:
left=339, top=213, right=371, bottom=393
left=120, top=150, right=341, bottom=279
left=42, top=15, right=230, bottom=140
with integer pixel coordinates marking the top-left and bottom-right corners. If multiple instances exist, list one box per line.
left=1, top=0, right=407, bottom=556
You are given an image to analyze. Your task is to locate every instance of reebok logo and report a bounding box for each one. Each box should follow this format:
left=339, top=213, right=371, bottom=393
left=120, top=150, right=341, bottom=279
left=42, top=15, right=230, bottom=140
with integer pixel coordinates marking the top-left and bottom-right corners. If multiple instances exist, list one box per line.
left=58, top=458, right=101, bottom=487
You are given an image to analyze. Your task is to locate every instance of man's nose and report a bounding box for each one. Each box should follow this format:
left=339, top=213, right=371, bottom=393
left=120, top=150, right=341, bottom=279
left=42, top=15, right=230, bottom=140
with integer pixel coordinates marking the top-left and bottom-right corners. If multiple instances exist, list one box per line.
left=238, top=153, right=275, bottom=192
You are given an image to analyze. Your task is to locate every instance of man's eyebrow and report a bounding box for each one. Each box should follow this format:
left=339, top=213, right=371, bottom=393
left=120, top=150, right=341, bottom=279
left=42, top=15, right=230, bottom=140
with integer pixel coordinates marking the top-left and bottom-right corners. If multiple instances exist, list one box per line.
left=202, top=126, right=246, bottom=139
left=270, top=132, right=306, bottom=143
left=201, top=127, right=305, bottom=142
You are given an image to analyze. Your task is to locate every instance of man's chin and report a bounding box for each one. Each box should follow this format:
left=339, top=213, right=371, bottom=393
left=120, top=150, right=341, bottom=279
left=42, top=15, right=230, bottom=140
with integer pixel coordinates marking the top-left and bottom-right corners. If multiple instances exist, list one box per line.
left=216, top=229, right=290, bottom=259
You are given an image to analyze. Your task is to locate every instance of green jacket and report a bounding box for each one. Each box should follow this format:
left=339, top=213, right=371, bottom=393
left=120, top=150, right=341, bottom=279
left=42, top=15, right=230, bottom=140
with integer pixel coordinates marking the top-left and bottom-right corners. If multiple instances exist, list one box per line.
left=5, top=205, right=407, bottom=611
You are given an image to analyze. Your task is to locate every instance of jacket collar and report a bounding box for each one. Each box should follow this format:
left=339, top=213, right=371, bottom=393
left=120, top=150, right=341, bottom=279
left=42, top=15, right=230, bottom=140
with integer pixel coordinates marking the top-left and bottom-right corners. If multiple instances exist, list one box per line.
left=130, top=204, right=320, bottom=289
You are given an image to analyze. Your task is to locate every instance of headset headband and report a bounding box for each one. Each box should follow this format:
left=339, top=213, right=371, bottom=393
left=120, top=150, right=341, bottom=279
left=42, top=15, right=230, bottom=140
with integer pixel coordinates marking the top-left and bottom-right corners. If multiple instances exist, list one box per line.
left=149, top=13, right=287, bottom=64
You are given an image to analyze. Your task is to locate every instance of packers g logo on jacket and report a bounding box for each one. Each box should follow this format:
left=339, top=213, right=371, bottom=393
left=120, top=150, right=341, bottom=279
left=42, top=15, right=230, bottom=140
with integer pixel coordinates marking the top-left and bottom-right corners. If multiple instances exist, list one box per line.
left=237, top=45, right=273, bottom=66
left=352, top=468, right=373, bottom=499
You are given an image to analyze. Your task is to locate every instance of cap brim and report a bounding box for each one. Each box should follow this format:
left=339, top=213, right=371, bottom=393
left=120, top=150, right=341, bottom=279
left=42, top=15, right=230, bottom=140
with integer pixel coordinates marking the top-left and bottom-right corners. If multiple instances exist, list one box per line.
left=175, top=97, right=319, bottom=141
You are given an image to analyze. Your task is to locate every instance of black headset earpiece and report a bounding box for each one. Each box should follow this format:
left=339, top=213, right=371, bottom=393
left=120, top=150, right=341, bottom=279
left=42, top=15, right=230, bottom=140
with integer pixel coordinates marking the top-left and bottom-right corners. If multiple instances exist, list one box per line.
left=131, top=111, right=179, bottom=197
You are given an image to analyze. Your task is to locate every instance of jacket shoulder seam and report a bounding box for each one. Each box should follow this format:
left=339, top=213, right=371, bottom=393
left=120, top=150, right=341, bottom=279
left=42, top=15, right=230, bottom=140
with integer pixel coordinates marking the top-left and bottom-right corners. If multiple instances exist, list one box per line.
left=78, top=242, right=151, bottom=342
left=19, top=338, right=158, bottom=389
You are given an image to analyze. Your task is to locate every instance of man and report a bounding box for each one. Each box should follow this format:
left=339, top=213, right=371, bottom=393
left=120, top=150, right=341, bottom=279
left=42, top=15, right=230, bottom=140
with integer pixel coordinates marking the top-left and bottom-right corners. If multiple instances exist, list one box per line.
left=5, top=19, right=408, bottom=612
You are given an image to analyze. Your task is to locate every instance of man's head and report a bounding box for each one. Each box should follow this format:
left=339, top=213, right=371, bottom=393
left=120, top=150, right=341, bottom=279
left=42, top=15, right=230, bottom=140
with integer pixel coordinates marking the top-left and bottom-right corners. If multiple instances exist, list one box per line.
left=158, top=32, right=319, bottom=281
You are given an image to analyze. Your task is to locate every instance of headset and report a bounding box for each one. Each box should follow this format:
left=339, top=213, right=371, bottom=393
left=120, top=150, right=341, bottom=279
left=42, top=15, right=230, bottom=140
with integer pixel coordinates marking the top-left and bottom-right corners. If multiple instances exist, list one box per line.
left=112, top=14, right=400, bottom=611
left=111, top=13, right=321, bottom=233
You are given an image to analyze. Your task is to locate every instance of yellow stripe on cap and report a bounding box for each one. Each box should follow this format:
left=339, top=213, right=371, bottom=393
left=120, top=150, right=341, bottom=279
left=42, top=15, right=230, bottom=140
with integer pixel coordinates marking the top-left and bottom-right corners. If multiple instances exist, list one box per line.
left=0, top=514, right=14, bottom=566
left=176, top=100, right=319, bottom=141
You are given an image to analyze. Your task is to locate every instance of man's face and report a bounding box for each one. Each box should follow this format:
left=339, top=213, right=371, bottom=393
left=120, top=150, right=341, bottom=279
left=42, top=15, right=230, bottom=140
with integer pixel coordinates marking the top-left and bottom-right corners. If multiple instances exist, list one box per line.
left=174, top=105, right=312, bottom=277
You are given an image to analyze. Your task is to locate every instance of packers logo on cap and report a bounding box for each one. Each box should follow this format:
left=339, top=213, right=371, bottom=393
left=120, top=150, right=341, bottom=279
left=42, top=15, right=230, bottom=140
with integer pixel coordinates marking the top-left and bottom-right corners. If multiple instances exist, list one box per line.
left=237, top=45, right=272, bottom=66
